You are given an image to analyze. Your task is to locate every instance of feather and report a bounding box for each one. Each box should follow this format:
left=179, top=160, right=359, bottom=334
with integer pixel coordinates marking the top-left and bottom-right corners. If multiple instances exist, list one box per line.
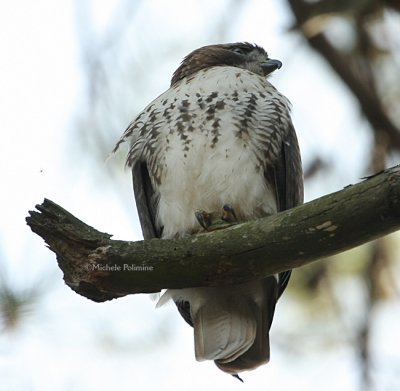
left=115, top=42, right=304, bottom=377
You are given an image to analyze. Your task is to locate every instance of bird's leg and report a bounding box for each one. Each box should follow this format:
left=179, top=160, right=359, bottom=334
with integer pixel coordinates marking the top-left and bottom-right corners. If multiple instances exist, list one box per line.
left=195, top=210, right=212, bottom=231
left=221, top=204, right=237, bottom=223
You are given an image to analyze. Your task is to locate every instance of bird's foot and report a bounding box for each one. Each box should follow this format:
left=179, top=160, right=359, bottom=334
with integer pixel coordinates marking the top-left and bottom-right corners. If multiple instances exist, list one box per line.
left=194, top=205, right=238, bottom=233
left=195, top=210, right=212, bottom=231
left=221, top=204, right=237, bottom=223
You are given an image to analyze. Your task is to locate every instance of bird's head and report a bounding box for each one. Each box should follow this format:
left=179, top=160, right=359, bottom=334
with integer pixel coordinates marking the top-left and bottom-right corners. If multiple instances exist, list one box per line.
left=171, top=42, right=282, bottom=86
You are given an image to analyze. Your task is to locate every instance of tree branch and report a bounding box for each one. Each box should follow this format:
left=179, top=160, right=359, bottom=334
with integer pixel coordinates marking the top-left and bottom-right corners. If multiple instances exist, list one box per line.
left=287, top=0, right=400, bottom=151
left=26, top=165, right=400, bottom=302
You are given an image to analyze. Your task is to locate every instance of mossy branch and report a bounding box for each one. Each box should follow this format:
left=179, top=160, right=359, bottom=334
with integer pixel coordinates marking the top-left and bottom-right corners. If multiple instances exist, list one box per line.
left=26, top=165, right=400, bottom=302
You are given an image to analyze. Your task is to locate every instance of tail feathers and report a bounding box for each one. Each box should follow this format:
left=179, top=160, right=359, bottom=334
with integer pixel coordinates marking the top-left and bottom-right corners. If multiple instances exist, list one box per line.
left=215, top=333, right=270, bottom=374
left=215, top=278, right=278, bottom=374
left=193, top=299, right=257, bottom=363
left=168, top=277, right=281, bottom=375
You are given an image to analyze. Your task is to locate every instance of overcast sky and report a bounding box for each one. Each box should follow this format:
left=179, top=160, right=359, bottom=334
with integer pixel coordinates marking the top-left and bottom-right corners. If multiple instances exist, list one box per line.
left=1, top=1, right=399, bottom=390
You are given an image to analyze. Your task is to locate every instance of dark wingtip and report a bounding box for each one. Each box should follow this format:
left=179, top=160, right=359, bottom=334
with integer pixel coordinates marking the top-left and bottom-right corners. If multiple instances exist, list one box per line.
left=232, top=374, right=244, bottom=383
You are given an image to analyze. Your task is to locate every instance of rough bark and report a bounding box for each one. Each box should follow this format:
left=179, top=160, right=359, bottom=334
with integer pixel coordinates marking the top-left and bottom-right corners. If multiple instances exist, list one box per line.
left=26, top=165, right=400, bottom=302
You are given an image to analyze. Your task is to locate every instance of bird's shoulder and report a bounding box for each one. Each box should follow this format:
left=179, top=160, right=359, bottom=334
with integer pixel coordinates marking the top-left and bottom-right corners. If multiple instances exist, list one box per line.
left=114, top=66, right=291, bottom=154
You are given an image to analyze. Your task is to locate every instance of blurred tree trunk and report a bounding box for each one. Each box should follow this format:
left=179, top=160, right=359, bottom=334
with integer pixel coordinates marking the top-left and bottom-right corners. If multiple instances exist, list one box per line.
left=286, top=1, right=400, bottom=389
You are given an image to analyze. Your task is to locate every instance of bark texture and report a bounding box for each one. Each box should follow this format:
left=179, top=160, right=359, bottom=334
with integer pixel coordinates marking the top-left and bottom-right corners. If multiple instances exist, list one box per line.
left=26, top=165, right=400, bottom=302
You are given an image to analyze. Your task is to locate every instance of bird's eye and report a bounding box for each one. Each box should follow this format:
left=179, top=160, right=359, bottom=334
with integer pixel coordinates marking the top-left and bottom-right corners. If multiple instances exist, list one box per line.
left=231, top=47, right=246, bottom=55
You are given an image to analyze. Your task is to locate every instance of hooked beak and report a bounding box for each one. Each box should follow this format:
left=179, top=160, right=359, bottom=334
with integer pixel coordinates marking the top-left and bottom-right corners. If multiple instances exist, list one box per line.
left=261, top=59, right=282, bottom=76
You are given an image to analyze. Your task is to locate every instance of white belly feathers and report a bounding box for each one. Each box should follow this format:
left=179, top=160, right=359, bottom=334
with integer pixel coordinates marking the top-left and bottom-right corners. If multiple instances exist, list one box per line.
left=157, top=129, right=277, bottom=238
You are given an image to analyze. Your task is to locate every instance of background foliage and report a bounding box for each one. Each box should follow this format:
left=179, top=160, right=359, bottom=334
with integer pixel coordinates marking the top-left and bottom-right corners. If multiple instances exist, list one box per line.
left=1, top=1, right=399, bottom=390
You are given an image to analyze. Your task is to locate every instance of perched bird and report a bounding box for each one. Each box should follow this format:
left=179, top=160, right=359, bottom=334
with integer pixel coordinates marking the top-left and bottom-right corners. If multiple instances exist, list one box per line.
left=114, top=42, right=303, bottom=378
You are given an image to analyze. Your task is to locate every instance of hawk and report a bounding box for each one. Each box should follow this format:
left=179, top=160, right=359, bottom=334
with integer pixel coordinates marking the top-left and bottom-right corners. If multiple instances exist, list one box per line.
left=114, top=42, right=303, bottom=379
